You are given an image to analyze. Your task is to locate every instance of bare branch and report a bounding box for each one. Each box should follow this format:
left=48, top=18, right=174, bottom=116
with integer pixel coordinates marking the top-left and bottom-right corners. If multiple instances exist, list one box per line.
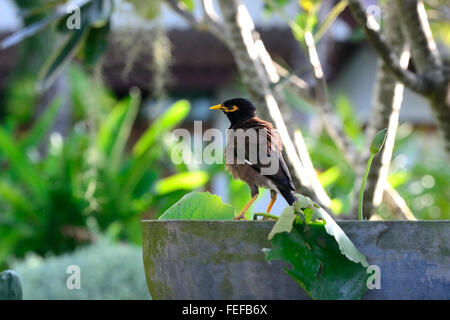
left=273, top=62, right=315, bottom=102
left=304, top=32, right=360, bottom=165
left=383, top=184, right=417, bottom=221
left=395, top=0, right=443, bottom=74
left=200, top=0, right=227, bottom=43
left=394, top=0, right=450, bottom=156
left=347, top=0, right=431, bottom=94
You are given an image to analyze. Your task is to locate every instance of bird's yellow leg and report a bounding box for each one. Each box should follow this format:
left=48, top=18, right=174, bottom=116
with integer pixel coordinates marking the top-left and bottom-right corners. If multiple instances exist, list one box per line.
left=234, top=194, right=258, bottom=220
left=266, top=193, right=277, bottom=214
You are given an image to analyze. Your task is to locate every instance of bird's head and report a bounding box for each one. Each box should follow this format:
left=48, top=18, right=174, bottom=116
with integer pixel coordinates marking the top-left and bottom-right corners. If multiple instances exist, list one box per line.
left=209, top=98, right=256, bottom=125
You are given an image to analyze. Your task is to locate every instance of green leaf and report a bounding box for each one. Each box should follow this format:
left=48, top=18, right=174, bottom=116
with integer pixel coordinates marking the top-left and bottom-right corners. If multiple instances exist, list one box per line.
left=0, top=128, right=46, bottom=201
left=37, top=26, right=89, bottom=91
left=293, top=194, right=368, bottom=266
left=123, top=100, right=190, bottom=194
left=83, top=22, right=110, bottom=65
left=268, top=206, right=296, bottom=240
left=20, top=97, right=62, bottom=149
left=264, top=220, right=369, bottom=300
left=0, top=179, right=38, bottom=224
left=318, top=166, right=341, bottom=188
left=154, top=171, right=209, bottom=195
left=180, top=0, right=194, bottom=12
left=314, top=0, right=348, bottom=42
left=0, top=15, right=56, bottom=49
left=264, top=193, right=369, bottom=300
left=97, top=88, right=140, bottom=171
left=158, top=192, right=235, bottom=220
left=132, top=100, right=190, bottom=158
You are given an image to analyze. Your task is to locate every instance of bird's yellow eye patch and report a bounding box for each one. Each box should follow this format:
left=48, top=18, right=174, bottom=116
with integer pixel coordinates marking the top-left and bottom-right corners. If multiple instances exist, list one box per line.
left=225, top=105, right=239, bottom=112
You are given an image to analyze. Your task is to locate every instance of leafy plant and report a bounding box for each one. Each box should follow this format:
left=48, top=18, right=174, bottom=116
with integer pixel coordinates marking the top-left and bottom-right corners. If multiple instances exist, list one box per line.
left=0, top=66, right=208, bottom=267
left=264, top=194, right=369, bottom=299
left=1, top=0, right=114, bottom=90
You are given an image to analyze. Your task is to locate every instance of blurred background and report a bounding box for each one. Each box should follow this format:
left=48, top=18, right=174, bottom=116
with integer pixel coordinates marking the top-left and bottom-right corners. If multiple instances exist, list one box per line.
left=0, top=0, right=448, bottom=299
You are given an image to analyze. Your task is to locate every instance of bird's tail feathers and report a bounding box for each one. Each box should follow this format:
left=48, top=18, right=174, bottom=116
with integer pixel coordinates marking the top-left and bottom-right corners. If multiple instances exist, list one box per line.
left=280, top=189, right=296, bottom=206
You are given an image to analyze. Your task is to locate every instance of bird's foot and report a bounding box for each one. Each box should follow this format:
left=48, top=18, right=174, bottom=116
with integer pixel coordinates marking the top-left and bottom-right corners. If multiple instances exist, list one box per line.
left=233, top=213, right=247, bottom=220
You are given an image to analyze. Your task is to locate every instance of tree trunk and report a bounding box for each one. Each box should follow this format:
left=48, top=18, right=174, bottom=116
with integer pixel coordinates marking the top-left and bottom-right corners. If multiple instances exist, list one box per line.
left=395, top=0, right=450, bottom=156
left=353, top=2, right=411, bottom=219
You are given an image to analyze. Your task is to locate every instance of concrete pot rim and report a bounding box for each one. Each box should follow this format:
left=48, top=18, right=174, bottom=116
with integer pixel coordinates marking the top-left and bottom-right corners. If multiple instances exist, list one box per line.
left=141, top=219, right=450, bottom=299
left=141, top=219, right=448, bottom=224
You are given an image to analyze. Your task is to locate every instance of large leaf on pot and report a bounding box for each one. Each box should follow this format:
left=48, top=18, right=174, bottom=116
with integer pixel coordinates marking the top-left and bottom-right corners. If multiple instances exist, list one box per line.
left=264, top=194, right=369, bottom=300
left=159, top=191, right=234, bottom=220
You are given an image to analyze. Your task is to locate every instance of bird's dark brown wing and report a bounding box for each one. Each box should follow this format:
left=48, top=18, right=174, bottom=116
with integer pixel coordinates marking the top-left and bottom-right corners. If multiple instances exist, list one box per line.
left=230, top=118, right=295, bottom=193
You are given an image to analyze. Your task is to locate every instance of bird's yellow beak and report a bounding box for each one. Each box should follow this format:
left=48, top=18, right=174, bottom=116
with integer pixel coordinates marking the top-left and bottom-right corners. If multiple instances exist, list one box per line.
left=209, top=104, right=239, bottom=112
left=209, top=104, right=225, bottom=111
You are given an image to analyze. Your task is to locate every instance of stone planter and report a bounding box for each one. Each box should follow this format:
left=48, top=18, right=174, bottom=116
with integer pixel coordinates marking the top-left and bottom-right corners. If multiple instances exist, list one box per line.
left=141, top=220, right=450, bottom=300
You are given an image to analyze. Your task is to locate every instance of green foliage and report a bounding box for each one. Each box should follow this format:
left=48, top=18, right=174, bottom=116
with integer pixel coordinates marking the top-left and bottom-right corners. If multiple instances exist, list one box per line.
left=264, top=194, right=369, bottom=300
left=384, top=125, right=450, bottom=220
left=265, top=0, right=348, bottom=44
left=159, top=192, right=235, bottom=220
left=11, top=239, right=150, bottom=300
left=0, top=65, right=207, bottom=267
left=1, top=0, right=115, bottom=90
left=180, top=0, right=195, bottom=12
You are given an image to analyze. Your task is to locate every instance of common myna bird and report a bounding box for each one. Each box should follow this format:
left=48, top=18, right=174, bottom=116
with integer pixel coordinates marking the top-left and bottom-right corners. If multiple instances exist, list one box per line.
left=210, top=98, right=296, bottom=220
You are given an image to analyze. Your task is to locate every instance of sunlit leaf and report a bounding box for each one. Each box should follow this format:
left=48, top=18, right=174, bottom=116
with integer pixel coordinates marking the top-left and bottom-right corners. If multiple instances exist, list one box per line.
left=132, top=100, right=190, bottom=158
left=268, top=206, right=296, bottom=240
left=97, top=88, right=140, bottom=171
left=318, top=166, right=341, bottom=188
left=155, top=171, right=209, bottom=195
left=159, top=191, right=235, bottom=220
left=180, top=0, right=194, bottom=12
left=315, top=0, right=348, bottom=42
left=123, top=100, right=190, bottom=195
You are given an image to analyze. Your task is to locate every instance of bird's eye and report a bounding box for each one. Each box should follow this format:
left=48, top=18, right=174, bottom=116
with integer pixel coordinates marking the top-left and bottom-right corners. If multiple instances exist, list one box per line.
left=226, top=105, right=239, bottom=112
